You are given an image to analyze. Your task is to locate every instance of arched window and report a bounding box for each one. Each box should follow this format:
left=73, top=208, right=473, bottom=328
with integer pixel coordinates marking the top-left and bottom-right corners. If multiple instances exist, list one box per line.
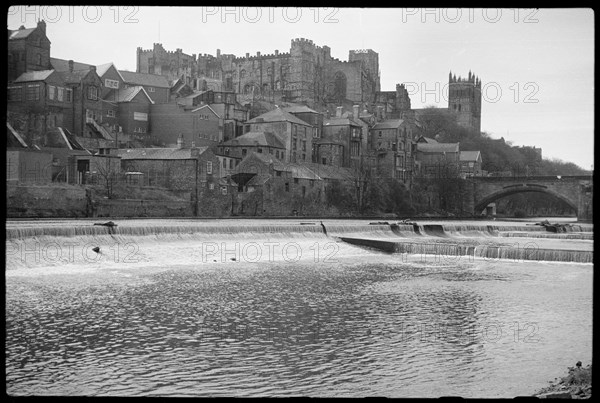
left=332, top=71, right=347, bottom=102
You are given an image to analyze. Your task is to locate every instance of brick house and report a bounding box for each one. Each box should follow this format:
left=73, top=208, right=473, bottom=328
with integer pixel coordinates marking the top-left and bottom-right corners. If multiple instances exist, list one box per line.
left=218, top=130, right=286, bottom=160
left=369, top=119, right=415, bottom=183
left=115, top=146, right=229, bottom=215
left=7, top=69, right=73, bottom=146
left=415, top=142, right=461, bottom=178
left=150, top=103, right=221, bottom=147
left=322, top=114, right=363, bottom=168
left=8, top=20, right=52, bottom=82
left=459, top=150, right=483, bottom=177
left=231, top=151, right=355, bottom=216
left=244, top=108, right=316, bottom=163
left=119, top=70, right=170, bottom=104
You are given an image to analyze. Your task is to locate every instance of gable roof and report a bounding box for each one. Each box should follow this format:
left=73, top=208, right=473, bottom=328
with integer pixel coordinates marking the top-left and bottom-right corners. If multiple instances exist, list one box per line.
left=95, top=62, right=126, bottom=81
left=190, top=104, right=221, bottom=118
left=371, top=119, right=405, bottom=130
left=116, top=147, right=209, bottom=160
left=106, top=86, right=155, bottom=104
left=460, top=150, right=482, bottom=162
left=51, top=57, right=93, bottom=72
left=324, top=117, right=362, bottom=127
left=7, top=123, right=29, bottom=148
left=246, top=108, right=312, bottom=126
left=58, top=69, right=100, bottom=84
left=416, top=142, right=460, bottom=153
left=14, top=69, right=55, bottom=83
left=222, top=131, right=286, bottom=149
left=9, top=27, right=36, bottom=40
left=119, top=71, right=170, bottom=88
left=281, top=104, right=319, bottom=114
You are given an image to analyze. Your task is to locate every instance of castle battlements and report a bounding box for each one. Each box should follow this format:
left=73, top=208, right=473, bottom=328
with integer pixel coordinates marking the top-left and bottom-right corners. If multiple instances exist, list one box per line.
left=449, top=70, right=481, bottom=86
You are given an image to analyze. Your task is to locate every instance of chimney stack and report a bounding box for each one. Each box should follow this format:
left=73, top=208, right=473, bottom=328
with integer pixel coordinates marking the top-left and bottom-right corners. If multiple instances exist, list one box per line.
left=68, top=60, right=74, bottom=73
left=216, top=49, right=221, bottom=58
left=336, top=106, right=343, bottom=118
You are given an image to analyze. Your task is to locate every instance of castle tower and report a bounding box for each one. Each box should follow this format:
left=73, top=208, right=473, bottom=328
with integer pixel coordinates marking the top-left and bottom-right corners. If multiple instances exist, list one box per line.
left=448, top=70, right=481, bottom=133
left=349, top=49, right=380, bottom=93
left=290, top=38, right=317, bottom=104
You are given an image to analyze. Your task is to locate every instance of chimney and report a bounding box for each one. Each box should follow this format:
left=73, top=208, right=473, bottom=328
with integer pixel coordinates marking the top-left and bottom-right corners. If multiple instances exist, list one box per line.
left=275, top=50, right=279, bottom=55
left=353, top=105, right=359, bottom=121
left=177, top=133, right=184, bottom=149
left=68, top=60, right=74, bottom=72
left=37, top=19, right=46, bottom=33
left=216, top=49, right=221, bottom=58
left=336, top=106, right=343, bottom=118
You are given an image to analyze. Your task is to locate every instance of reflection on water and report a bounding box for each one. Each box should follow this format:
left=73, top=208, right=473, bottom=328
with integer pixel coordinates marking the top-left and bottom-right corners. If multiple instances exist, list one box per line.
left=6, top=258, right=592, bottom=397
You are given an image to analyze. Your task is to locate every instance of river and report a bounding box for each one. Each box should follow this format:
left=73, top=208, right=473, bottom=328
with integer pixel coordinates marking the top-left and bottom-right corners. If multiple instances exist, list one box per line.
left=5, top=218, right=593, bottom=397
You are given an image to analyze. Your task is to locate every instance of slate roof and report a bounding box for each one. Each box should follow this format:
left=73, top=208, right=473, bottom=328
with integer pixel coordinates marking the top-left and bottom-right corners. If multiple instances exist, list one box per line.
left=14, top=70, right=55, bottom=82
left=281, top=104, right=319, bottom=114
left=371, top=119, right=405, bottom=130
left=222, top=131, right=286, bottom=149
left=246, top=108, right=312, bottom=126
left=105, top=86, right=154, bottom=104
left=116, top=147, right=209, bottom=160
left=51, top=57, right=93, bottom=72
left=58, top=69, right=95, bottom=84
left=460, top=150, right=482, bottom=161
left=324, top=117, right=362, bottom=127
left=416, top=142, right=460, bottom=153
left=119, top=71, right=170, bottom=88
left=234, top=151, right=354, bottom=181
left=9, top=27, right=36, bottom=40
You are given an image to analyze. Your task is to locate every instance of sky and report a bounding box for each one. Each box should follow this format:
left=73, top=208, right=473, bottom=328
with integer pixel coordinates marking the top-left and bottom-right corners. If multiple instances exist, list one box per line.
left=7, top=7, right=595, bottom=170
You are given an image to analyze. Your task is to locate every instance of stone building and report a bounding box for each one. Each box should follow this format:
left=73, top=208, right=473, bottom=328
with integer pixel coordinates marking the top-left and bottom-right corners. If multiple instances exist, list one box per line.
left=136, top=38, right=381, bottom=109
left=448, top=71, right=481, bottom=133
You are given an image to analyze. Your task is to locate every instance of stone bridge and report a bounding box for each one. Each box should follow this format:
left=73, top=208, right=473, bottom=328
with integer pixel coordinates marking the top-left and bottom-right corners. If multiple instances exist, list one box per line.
left=465, top=175, right=593, bottom=221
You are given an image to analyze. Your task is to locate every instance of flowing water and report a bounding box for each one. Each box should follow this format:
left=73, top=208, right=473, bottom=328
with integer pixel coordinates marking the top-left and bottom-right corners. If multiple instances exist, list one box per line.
left=5, top=219, right=593, bottom=397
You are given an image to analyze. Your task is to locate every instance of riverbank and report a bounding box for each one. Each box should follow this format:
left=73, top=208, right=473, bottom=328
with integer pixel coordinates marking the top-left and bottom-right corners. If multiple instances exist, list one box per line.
left=534, top=363, right=592, bottom=399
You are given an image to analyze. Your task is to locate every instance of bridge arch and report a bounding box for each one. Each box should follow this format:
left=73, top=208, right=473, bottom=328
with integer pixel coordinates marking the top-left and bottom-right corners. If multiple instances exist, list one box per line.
left=474, top=186, right=578, bottom=215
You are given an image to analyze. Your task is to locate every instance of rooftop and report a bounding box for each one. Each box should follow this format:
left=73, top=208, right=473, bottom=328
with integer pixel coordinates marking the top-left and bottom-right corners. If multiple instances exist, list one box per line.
left=222, top=131, right=286, bottom=149
left=119, top=71, right=170, bottom=88
left=116, top=147, right=209, bottom=160
left=246, top=108, right=312, bottom=126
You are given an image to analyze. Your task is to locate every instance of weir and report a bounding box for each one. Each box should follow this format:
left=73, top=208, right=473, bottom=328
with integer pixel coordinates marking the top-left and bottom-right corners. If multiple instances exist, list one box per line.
left=5, top=220, right=593, bottom=264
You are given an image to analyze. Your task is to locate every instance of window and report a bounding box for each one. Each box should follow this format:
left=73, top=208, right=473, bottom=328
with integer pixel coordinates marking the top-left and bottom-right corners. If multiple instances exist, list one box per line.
left=222, top=159, right=226, bottom=168
left=8, top=86, right=22, bottom=101
left=107, top=109, right=116, bottom=118
left=276, top=171, right=282, bottom=177
left=26, top=84, right=40, bottom=101
left=57, top=87, right=64, bottom=101
left=36, top=53, right=42, bottom=65
left=65, top=88, right=72, bottom=102
left=322, top=158, right=327, bottom=165
left=105, top=79, right=119, bottom=89
left=209, top=183, right=215, bottom=190
left=302, top=186, right=306, bottom=197
left=229, top=159, right=233, bottom=169
left=48, top=85, right=56, bottom=100
left=221, top=187, right=227, bottom=195
left=257, top=148, right=263, bottom=153
left=294, top=178, right=299, bottom=184
left=88, top=86, right=98, bottom=100
left=285, top=182, right=289, bottom=192
left=242, top=149, right=247, bottom=157
left=207, top=161, right=213, bottom=174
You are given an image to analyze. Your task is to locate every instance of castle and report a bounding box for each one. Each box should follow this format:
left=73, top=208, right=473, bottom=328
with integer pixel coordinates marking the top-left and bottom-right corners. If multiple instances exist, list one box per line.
left=136, top=38, right=481, bottom=133
left=137, top=38, right=381, bottom=109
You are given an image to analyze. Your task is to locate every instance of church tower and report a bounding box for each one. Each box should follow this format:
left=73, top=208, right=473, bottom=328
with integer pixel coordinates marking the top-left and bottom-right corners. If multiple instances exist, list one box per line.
left=448, top=70, right=481, bottom=133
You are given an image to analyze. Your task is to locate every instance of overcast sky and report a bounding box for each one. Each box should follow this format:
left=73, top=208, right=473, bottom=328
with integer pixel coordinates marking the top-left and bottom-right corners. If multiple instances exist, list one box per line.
left=7, top=7, right=595, bottom=170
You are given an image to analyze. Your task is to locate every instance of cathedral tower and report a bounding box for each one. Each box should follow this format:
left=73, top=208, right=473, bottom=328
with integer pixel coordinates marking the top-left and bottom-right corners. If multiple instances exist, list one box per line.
left=448, top=70, right=481, bottom=133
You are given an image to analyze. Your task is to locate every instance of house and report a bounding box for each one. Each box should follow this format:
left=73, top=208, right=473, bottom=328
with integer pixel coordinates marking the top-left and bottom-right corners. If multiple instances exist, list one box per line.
left=369, top=119, right=415, bottom=183
left=115, top=146, right=228, bottom=215
left=6, top=122, right=53, bottom=183
left=230, top=151, right=355, bottom=216
left=415, top=142, right=461, bottom=178
left=150, top=103, right=221, bottom=147
left=119, top=70, right=171, bottom=104
left=7, top=69, right=73, bottom=146
left=244, top=108, right=316, bottom=163
left=8, top=20, right=52, bottom=82
left=322, top=111, right=363, bottom=168
left=459, top=150, right=483, bottom=177
left=218, top=130, right=286, bottom=160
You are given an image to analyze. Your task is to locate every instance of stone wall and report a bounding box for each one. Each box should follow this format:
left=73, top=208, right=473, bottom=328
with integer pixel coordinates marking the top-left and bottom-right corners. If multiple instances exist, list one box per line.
left=93, top=199, right=193, bottom=217
left=6, top=183, right=89, bottom=217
